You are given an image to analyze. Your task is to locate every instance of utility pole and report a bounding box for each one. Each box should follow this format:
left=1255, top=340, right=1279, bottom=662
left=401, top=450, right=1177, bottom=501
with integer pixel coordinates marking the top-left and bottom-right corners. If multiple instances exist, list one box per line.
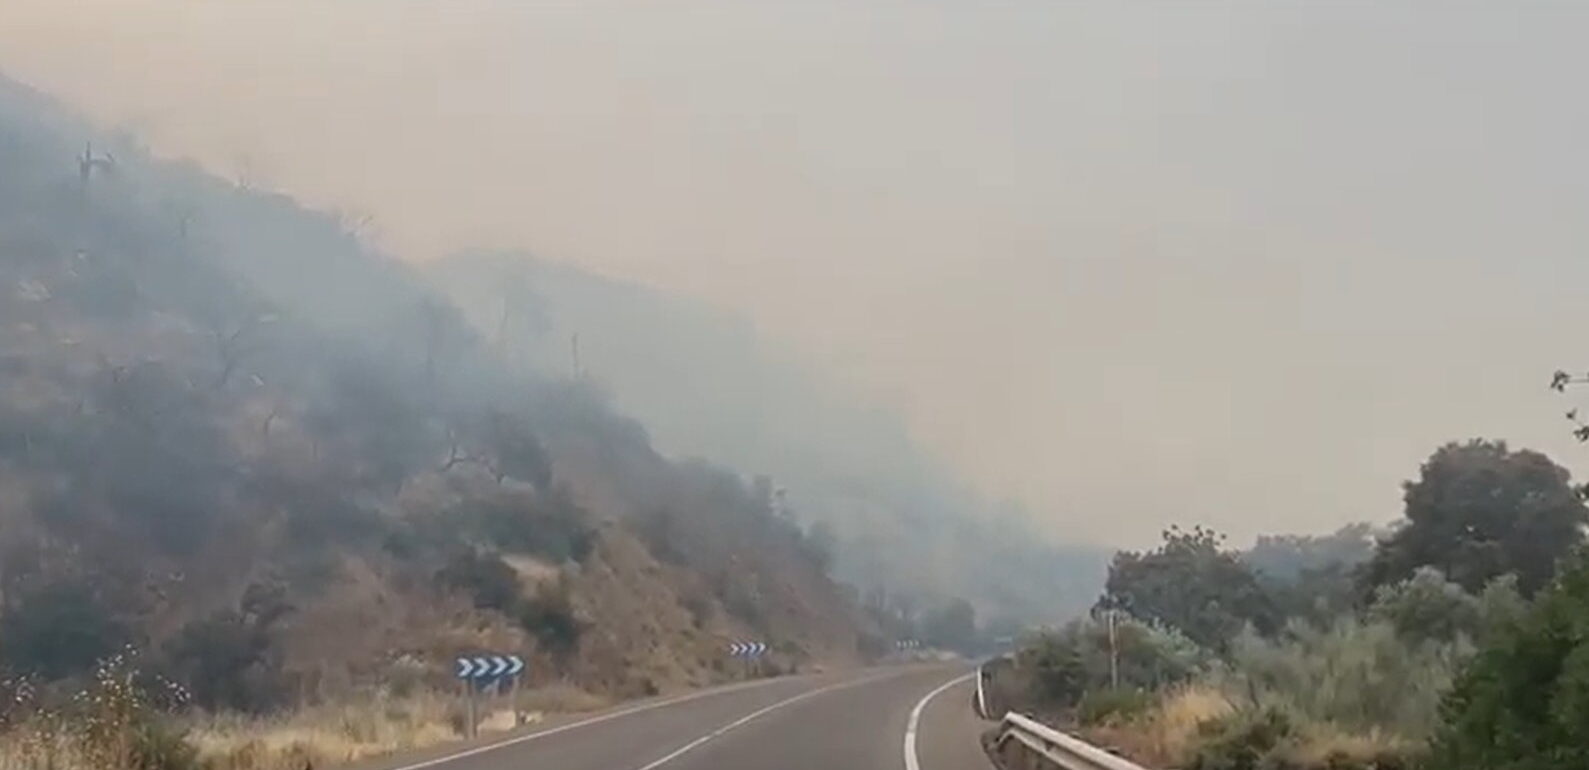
left=570, top=333, right=582, bottom=379
left=1107, top=608, right=1120, bottom=690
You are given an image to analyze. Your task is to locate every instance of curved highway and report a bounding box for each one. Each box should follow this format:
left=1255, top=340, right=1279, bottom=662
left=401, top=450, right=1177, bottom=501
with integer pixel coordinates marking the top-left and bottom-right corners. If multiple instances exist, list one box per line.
left=370, top=665, right=992, bottom=770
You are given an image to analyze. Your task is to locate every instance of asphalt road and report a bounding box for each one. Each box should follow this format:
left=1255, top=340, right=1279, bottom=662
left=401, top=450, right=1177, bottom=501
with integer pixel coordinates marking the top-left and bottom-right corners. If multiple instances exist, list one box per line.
left=382, top=664, right=993, bottom=770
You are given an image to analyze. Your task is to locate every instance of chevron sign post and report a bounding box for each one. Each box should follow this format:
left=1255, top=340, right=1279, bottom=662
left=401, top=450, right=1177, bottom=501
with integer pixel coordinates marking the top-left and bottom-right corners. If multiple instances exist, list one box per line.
left=727, top=641, right=767, bottom=658
left=454, top=654, right=525, bottom=737
left=726, top=640, right=767, bottom=678
left=456, top=654, right=524, bottom=682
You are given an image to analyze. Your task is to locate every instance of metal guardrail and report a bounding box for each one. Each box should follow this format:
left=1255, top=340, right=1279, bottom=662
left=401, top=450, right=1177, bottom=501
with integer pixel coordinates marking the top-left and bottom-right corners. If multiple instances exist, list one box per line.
left=990, top=712, right=1149, bottom=770
left=974, top=663, right=990, bottom=719
left=977, top=661, right=1149, bottom=770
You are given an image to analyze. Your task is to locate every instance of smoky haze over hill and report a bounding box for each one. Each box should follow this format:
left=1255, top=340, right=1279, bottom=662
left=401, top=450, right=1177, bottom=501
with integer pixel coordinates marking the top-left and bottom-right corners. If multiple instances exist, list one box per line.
left=0, top=73, right=904, bottom=709
left=429, top=252, right=1107, bottom=623
left=10, top=2, right=1589, bottom=547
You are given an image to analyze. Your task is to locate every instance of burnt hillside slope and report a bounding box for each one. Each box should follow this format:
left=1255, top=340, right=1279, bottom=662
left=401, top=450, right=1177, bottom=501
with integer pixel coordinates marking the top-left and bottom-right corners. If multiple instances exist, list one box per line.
left=0, top=74, right=874, bottom=711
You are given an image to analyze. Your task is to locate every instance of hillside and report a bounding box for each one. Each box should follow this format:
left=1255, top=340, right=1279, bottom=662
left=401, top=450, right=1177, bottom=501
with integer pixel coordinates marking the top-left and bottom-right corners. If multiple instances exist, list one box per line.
left=428, top=253, right=1108, bottom=626
left=0, top=73, right=875, bottom=713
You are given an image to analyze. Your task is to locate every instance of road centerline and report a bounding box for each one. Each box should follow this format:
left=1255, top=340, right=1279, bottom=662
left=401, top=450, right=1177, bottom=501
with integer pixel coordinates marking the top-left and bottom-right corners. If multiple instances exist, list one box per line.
left=626, top=670, right=905, bottom=770
left=385, top=675, right=789, bottom=770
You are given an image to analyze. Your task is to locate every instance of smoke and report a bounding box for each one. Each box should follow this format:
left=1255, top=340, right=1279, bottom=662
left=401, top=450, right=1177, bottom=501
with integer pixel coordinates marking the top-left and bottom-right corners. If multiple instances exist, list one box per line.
left=4, top=1, right=1589, bottom=547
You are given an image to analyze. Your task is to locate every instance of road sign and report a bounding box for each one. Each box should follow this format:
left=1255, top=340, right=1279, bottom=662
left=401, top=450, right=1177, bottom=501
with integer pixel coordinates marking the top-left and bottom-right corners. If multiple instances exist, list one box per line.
left=894, top=639, right=920, bottom=650
left=455, top=654, right=525, bottom=681
left=454, top=653, right=526, bottom=739
left=727, top=640, right=767, bottom=658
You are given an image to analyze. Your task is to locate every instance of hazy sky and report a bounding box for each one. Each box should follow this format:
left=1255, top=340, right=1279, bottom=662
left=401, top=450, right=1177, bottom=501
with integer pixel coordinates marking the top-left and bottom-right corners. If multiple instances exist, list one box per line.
left=5, top=1, right=1589, bottom=546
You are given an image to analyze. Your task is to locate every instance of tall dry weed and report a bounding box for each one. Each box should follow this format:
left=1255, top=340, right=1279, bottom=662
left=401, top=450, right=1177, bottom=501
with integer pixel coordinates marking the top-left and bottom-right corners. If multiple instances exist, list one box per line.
left=1083, top=685, right=1233, bottom=767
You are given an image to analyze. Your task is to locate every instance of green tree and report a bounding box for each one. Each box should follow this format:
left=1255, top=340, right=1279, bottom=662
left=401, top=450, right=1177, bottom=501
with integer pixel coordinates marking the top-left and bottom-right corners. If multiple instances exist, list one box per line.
left=1244, top=522, right=1378, bottom=583
left=1368, top=566, right=1482, bottom=644
left=1364, top=440, right=1587, bottom=597
left=1100, top=525, right=1276, bottom=649
left=1429, top=550, right=1589, bottom=769
left=1259, top=560, right=1362, bottom=627
left=1244, top=524, right=1378, bottom=625
left=1021, top=615, right=1207, bottom=707
left=922, top=597, right=977, bottom=652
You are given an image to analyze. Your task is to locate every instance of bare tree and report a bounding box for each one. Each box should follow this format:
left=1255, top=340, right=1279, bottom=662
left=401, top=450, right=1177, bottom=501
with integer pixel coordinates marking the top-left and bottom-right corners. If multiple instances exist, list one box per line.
left=76, top=142, right=117, bottom=197
left=209, top=312, right=277, bottom=390
left=439, top=428, right=473, bottom=472
left=334, top=208, right=378, bottom=245
left=260, top=391, right=283, bottom=439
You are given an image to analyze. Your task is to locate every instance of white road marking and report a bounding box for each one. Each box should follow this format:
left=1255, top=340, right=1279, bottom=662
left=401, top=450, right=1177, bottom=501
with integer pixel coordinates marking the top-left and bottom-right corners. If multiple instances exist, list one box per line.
left=904, top=672, right=976, bottom=770
left=386, top=676, right=786, bottom=770
left=627, top=671, right=900, bottom=770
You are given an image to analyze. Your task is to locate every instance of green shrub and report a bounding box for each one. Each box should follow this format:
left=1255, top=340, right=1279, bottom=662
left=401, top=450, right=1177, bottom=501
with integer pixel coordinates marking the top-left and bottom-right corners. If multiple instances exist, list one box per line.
left=1021, top=615, right=1210, bottom=708
left=1218, top=618, right=1464, bottom=740
left=1427, top=551, right=1589, bottom=769
left=1187, top=707, right=1293, bottom=770
left=1077, top=687, right=1154, bottom=725
left=1367, top=567, right=1481, bottom=644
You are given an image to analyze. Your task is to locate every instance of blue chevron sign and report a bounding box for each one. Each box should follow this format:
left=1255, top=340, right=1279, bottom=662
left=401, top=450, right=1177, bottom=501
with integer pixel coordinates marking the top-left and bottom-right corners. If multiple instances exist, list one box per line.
left=727, top=641, right=767, bottom=658
left=455, top=654, right=524, bottom=680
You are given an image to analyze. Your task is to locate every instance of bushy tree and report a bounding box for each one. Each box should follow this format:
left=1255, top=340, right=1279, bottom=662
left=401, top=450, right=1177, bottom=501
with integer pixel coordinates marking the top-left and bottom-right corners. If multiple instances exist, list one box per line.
left=1429, top=550, right=1589, bottom=769
left=921, top=597, right=977, bottom=652
left=435, top=549, right=582, bottom=655
left=801, top=520, right=838, bottom=574
left=443, top=489, right=595, bottom=564
left=1022, top=615, right=1208, bottom=707
left=1244, top=524, right=1378, bottom=627
left=1245, top=523, right=1378, bottom=583
left=1255, top=565, right=1359, bottom=631
left=165, top=582, right=291, bottom=711
left=517, top=580, right=582, bottom=658
left=1368, top=567, right=1482, bottom=644
left=436, top=549, right=522, bottom=614
left=305, top=361, right=438, bottom=493
left=0, top=579, right=130, bottom=680
left=1101, top=526, right=1276, bottom=649
left=1475, top=574, right=1530, bottom=644
left=1364, top=440, right=1586, bottom=597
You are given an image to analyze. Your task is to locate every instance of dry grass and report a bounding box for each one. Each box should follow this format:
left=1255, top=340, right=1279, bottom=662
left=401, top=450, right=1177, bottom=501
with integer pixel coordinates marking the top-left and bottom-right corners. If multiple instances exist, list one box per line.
left=1281, top=722, right=1417, bottom=766
left=187, top=692, right=465, bottom=770
left=1083, top=685, right=1234, bottom=767
left=1085, top=685, right=1420, bottom=770
left=0, top=723, right=97, bottom=770
left=187, top=684, right=611, bottom=770
left=515, top=684, right=609, bottom=715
